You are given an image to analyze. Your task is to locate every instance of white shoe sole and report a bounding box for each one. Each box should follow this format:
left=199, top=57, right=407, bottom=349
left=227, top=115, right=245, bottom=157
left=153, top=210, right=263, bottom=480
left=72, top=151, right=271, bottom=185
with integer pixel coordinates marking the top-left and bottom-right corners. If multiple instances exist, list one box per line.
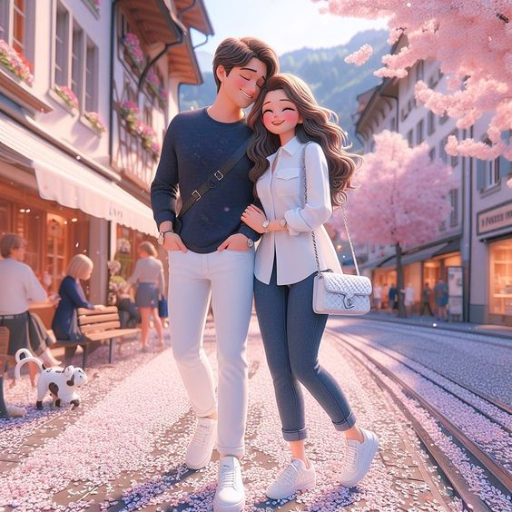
left=213, top=496, right=245, bottom=511
left=340, top=431, right=379, bottom=487
left=266, top=477, right=316, bottom=500
left=185, top=449, right=214, bottom=470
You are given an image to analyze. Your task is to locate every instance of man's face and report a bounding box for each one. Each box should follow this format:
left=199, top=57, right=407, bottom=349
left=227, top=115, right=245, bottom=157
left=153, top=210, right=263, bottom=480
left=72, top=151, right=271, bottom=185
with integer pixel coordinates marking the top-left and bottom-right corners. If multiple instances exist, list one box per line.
left=218, top=57, right=267, bottom=109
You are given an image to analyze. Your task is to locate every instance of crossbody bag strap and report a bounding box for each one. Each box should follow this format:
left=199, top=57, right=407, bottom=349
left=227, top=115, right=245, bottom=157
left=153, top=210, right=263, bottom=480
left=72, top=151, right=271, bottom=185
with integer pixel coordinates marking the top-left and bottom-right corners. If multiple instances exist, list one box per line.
left=300, top=143, right=361, bottom=276
left=178, top=138, right=251, bottom=219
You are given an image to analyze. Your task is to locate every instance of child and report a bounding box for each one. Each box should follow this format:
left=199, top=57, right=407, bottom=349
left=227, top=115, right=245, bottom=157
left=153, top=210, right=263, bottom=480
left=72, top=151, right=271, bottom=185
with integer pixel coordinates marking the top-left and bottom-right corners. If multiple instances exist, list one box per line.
left=241, top=73, right=378, bottom=500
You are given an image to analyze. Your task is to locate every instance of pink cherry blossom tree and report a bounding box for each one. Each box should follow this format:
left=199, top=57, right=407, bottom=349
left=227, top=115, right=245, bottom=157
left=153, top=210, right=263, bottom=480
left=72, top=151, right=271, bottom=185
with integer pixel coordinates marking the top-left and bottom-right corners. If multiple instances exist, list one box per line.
left=315, top=0, right=512, bottom=168
left=330, top=130, right=455, bottom=317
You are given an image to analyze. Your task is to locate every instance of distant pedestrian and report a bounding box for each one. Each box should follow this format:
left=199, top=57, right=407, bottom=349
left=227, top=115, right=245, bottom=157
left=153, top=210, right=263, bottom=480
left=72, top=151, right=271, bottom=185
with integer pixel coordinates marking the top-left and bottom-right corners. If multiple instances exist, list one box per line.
left=404, top=283, right=414, bottom=317
left=434, top=278, right=449, bottom=321
left=388, top=284, right=398, bottom=314
left=382, top=283, right=389, bottom=310
left=373, top=283, right=382, bottom=312
left=420, top=283, right=433, bottom=316
left=126, top=241, right=165, bottom=350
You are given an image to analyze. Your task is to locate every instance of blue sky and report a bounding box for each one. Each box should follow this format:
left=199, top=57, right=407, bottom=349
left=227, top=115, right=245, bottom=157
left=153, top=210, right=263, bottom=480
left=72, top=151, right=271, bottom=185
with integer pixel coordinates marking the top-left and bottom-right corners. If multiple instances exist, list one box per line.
left=193, top=0, right=387, bottom=56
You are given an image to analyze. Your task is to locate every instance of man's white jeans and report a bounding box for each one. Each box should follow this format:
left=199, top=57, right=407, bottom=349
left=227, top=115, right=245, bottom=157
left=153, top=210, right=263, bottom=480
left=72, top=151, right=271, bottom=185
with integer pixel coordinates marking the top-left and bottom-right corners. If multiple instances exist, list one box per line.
left=168, top=248, right=254, bottom=458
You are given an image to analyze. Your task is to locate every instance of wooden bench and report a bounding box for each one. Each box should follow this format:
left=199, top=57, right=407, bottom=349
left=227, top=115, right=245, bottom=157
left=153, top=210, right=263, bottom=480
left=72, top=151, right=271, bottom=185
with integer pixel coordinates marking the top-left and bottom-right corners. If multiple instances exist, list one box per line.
left=53, top=306, right=140, bottom=368
left=0, top=326, right=9, bottom=418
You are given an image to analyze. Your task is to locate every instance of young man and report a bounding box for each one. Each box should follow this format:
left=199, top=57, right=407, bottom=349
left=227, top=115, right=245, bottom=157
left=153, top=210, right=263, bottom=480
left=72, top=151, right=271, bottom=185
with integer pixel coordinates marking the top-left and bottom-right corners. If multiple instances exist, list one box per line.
left=151, top=37, right=279, bottom=511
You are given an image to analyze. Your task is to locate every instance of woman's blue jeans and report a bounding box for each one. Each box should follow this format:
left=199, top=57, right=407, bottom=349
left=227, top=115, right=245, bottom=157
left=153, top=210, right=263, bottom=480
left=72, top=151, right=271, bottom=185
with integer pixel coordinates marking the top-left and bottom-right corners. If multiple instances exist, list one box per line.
left=254, top=264, right=356, bottom=441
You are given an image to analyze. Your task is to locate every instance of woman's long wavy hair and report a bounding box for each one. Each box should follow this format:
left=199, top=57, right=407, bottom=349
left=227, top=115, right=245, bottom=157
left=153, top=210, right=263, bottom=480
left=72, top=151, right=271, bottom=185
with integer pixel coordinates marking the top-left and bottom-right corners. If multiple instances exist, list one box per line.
left=247, top=73, right=361, bottom=206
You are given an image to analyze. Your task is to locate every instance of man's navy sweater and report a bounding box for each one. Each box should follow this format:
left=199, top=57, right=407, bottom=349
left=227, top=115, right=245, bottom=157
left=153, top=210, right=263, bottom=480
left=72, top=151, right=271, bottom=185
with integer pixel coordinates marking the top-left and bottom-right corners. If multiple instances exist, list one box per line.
left=150, top=108, right=258, bottom=254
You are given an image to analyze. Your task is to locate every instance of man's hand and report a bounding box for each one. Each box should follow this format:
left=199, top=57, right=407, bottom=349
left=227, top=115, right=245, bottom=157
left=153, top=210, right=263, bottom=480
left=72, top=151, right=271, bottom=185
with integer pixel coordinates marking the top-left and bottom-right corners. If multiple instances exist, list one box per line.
left=217, top=233, right=250, bottom=251
left=163, top=232, right=188, bottom=252
left=241, top=204, right=266, bottom=233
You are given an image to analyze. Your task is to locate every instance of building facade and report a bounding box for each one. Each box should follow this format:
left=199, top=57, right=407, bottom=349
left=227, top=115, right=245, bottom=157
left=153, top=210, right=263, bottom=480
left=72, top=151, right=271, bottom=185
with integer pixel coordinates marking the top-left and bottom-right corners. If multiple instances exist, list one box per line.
left=354, top=38, right=511, bottom=325
left=0, top=0, right=212, bottom=325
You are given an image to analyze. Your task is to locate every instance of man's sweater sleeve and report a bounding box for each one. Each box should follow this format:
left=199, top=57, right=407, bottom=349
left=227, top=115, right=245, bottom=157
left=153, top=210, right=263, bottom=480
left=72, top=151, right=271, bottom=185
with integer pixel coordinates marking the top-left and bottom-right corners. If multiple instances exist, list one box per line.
left=150, top=118, right=180, bottom=228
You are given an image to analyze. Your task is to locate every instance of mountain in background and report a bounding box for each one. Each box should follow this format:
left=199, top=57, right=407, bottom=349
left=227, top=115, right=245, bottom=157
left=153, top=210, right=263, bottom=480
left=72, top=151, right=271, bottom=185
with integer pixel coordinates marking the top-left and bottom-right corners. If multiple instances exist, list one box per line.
left=180, top=29, right=389, bottom=148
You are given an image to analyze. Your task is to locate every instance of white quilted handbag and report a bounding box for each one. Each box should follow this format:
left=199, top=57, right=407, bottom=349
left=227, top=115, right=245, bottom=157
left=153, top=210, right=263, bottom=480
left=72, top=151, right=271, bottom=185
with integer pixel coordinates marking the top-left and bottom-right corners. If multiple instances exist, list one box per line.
left=300, top=144, right=372, bottom=316
left=313, top=271, right=372, bottom=316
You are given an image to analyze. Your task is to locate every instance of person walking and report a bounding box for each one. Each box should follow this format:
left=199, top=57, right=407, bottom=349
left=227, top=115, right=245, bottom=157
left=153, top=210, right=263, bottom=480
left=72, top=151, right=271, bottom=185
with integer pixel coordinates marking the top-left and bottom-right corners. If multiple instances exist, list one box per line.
left=373, top=283, right=382, bottom=312
left=420, top=282, right=434, bottom=316
left=241, top=73, right=378, bottom=500
left=388, top=283, right=398, bottom=314
left=150, top=37, right=279, bottom=511
left=126, top=241, right=165, bottom=350
left=404, top=283, right=415, bottom=317
left=434, top=278, right=449, bottom=321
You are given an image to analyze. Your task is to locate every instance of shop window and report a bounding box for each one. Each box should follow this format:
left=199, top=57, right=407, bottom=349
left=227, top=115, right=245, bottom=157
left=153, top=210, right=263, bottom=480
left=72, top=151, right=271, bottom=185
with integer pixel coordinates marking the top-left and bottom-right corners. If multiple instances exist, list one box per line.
left=14, top=205, right=42, bottom=276
left=46, top=213, right=67, bottom=293
left=489, top=239, right=512, bottom=316
left=0, top=197, right=11, bottom=237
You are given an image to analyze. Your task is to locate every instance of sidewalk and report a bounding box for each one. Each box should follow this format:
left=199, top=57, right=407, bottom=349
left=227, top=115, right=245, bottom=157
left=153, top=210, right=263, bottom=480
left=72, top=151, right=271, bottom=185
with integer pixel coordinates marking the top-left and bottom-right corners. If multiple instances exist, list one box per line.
left=363, top=310, right=512, bottom=340
left=0, top=316, right=455, bottom=511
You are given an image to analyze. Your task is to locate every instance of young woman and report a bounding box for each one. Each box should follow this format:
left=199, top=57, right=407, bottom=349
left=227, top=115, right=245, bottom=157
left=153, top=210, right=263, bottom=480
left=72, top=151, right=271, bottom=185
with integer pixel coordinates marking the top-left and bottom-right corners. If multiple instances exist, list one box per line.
left=126, top=241, right=165, bottom=350
left=241, top=74, right=378, bottom=500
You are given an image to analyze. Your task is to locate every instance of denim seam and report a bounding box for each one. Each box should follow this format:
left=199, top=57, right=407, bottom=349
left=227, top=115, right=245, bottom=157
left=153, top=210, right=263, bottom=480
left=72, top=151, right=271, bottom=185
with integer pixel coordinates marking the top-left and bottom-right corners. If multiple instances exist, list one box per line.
left=309, top=312, right=354, bottom=427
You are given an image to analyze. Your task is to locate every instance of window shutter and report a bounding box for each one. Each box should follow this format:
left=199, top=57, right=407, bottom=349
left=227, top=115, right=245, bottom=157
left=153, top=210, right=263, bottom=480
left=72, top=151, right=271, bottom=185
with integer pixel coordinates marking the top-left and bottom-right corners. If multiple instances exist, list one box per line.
left=498, top=130, right=511, bottom=180
left=476, top=159, right=485, bottom=190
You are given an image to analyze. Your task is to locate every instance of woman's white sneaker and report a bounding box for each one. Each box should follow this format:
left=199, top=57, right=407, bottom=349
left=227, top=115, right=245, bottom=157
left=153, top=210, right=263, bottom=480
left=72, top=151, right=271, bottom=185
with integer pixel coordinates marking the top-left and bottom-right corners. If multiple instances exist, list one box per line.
left=339, top=428, right=378, bottom=487
left=185, top=417, right=217, bottom=470
left=213, top=456, right=245, bottom=511
left=266, top=458, right=316, bottom=500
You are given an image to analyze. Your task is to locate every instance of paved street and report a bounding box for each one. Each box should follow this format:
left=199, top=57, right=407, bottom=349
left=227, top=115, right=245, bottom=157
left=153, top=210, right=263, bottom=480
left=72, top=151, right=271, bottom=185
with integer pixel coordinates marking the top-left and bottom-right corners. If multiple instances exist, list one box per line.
left=1, top=315, right=511, bottom=511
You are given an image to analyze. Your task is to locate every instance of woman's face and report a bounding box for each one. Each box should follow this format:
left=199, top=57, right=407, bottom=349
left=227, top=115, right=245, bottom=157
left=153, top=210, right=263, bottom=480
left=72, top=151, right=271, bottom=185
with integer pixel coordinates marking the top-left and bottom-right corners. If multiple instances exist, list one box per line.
left=262, top=89, right=302, bottom=145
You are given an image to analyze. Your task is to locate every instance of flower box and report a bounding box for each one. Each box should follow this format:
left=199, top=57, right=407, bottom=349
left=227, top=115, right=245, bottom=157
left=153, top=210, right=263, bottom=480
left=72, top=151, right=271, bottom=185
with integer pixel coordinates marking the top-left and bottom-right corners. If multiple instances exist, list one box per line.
left=122, top=33, right=144, bottom=73
left=0, top=39, right=33, bottom=85
left=55, top=84, right=79, bottom=111
left=84, top=111, right=106, bottom=134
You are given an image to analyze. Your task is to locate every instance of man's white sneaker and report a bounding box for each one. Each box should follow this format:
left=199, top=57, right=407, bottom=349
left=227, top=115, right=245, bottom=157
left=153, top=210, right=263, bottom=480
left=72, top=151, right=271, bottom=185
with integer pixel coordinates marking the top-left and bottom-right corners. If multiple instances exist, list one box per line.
left=185, top=417, right=217, bottom=470
left=339, top=428, right=378, bottom=487
left=213, top=456, right=245, bottom=511
left=266, top=458, right=316, bottom=500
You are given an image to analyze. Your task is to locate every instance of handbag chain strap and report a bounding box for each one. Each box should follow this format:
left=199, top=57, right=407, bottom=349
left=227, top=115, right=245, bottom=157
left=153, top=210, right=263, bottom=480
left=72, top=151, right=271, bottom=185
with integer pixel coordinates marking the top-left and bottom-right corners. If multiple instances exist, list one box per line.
left=301, top=144, right=361, bottom=277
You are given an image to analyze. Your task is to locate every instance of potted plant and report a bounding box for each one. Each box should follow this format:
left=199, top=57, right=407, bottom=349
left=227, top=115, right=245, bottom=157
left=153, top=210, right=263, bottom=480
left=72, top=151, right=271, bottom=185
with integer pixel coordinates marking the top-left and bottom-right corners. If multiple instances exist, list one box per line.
left=55, top=84, right=79, bottom=111
left=84, top=111, right=106, bottom=133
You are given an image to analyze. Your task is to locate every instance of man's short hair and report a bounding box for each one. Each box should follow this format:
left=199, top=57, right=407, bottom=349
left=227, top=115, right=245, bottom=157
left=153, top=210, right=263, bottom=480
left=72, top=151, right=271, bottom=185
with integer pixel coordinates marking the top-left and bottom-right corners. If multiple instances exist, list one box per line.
left=0, top=233, right=25, bottom=258
left=212, top=37, right=279, bottom=92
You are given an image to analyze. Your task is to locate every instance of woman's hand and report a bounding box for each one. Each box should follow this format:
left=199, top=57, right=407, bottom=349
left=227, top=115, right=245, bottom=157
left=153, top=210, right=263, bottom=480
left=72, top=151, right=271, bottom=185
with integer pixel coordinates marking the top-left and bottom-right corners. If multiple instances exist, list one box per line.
left=217, top=233, right=251, bottom=251
left=241, top=204, right=267, bottom=233
left=94, top=304, right=106, bottom=311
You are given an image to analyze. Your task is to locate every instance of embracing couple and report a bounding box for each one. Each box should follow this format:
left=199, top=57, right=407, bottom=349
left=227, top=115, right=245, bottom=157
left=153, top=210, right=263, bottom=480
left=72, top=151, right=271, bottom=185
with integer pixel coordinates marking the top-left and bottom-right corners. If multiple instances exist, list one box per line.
left=150, top=37, right=378, bottom=511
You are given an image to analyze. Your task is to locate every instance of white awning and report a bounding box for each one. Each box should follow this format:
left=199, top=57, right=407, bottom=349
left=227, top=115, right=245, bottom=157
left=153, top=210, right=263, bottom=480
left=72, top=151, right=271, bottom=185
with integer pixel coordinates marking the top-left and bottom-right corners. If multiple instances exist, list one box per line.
left=0, top=114, right=156, bottom=235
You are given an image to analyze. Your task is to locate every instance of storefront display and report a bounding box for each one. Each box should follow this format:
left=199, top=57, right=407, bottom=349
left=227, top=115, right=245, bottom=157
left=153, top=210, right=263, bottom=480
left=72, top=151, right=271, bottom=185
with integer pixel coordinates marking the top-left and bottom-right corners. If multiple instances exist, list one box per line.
left=489, top=238, right=512, bottom=317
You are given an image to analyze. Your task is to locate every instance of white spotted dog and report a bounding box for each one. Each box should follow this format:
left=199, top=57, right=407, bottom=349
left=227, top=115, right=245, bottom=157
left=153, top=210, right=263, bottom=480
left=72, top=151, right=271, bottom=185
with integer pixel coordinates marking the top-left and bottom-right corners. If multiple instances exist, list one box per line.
left=14, top=349, right=88, bottom=410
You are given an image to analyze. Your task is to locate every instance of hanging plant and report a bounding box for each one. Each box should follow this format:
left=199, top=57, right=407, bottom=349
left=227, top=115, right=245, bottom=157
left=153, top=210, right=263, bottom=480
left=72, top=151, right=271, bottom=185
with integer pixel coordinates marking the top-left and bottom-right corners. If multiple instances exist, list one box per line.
left=119, top=100, right=140, bottom=133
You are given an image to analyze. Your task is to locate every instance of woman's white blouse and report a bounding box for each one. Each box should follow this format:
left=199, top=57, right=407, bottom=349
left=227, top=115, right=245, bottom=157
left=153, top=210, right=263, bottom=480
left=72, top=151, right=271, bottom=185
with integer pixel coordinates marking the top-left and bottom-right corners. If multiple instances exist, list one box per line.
left=255, top=137, right=342, bottom=285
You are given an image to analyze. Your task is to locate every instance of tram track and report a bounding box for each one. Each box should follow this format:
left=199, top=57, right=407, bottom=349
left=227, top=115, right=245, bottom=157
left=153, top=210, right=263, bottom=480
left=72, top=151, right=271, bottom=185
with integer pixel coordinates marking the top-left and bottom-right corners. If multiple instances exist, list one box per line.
left=327, top=328, right=512, bottom=512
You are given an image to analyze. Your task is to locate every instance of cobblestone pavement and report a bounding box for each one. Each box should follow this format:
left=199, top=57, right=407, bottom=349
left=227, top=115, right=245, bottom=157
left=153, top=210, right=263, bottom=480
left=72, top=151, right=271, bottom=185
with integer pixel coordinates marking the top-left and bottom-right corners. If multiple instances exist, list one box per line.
left=0, top=314, right=509, bottom=511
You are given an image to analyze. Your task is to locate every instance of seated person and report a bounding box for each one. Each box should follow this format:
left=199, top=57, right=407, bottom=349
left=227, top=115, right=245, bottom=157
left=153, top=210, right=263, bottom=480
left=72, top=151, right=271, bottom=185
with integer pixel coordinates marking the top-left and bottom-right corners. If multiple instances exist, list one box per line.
left=0, top=234, right=60, bottom=387
left=116, top=287, right=140, bottom=328
left=52, top=255, right=105, bottom=360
